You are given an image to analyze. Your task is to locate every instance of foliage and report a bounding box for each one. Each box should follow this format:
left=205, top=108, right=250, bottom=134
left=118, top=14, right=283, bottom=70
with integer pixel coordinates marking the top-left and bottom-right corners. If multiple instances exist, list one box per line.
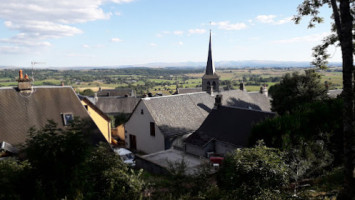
left=86, top=145, right=145, bottom=200
left=250, top=98, right=343, bottom=163
left=0, top=159, right=30, bottom=200
left=148, top=159, right=217, bottom=200
left=269, top=69, right=328, bottom=114
left=80, top=88, right=95, bottom=96
left=0, top=119, right=145, bottom=200
left=217, top=141, right=289, bottom=200
left=294, top=1, right=354, bottom=198
left=110, top=113, right=129, bottom=127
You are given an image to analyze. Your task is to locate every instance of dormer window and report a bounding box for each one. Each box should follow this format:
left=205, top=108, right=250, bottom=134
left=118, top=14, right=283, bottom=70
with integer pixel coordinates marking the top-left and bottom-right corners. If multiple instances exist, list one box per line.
left=141, top=109, right=144, bottom=115
left=62, top=113, right=74, bottom=126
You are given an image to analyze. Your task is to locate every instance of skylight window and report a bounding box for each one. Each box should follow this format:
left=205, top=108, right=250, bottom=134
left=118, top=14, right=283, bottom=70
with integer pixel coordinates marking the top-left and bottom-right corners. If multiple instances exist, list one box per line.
left=62, top=113, right=74, bottom=126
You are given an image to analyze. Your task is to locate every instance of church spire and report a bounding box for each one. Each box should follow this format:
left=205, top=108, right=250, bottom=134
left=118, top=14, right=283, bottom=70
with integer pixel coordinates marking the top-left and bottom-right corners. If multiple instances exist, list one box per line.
left=202, top=29, right=219, bottom=93
left=205, top=30, right=215, bottom=75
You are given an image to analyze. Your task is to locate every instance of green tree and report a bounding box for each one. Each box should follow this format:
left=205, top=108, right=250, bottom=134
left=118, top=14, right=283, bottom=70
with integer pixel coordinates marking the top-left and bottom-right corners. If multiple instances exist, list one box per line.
left=217, top=141, right=289, bottom=200
left=250, top=98, right=343, bottom=164
left=7, top=119, right=146, bottom=200
left=80, top=88, right=95, bottom=96
left=0, top=159, right=31, bottom=200
left=294, top=1, right=354, bottom=198
left=269, top=70, right=328, bottom=114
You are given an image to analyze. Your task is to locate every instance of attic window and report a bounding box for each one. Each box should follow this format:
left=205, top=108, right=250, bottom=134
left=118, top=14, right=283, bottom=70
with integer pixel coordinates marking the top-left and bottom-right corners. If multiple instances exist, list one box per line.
left=62, top=113, right=74, bottom=126
left=141, top=109, right=144, bottom=115
left=150, top=122, right=155, bottom=137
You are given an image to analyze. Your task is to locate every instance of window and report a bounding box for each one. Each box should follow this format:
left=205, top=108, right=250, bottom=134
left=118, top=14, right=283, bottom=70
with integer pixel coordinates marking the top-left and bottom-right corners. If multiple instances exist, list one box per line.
left=150, top=122, right=155, bottom=136
left=84, top=105, right=88, bottom=110
left=141, top=109, right=144, bottom=115
left=62, top=113, right=74, bottom=126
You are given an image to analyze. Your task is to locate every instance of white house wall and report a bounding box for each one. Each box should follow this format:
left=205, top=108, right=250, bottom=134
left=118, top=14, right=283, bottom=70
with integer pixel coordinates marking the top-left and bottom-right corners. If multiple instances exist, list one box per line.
left=125, top=101, right=165, bottom=154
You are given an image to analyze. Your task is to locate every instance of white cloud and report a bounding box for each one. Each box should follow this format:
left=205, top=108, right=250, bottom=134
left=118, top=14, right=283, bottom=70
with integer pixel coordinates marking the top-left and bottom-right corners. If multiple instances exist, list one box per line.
left=255, top=15, right=292, bottom=25
left=178, top=41, right=183, bottom=46
left=0, top=0, right=134, bottom=53
left=273, top=32, right=330, bottom=44
left=211, top=21, right=247, bottom=30
left=188, top=29, right=206, bottom=34
left=83, top=44, right=90, bottom=48
left=114, top=12, right=121, bottom=16
left=173, top=30, right=184, bottom=35
left=150, top=43, right=157, bottom=47
left=111, top=38, right=122, bottom=42
left=275, top=17, right=292, bottom=25
left=256, top=15, right=276, bottom=23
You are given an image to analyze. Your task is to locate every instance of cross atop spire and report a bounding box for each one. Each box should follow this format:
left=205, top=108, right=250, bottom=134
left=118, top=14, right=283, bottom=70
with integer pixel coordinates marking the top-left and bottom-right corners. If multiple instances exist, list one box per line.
left=205, top=30, right=215, bottom=75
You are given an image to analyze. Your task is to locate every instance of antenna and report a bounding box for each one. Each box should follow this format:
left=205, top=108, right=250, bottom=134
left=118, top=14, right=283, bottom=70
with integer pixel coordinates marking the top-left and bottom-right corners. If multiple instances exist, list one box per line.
left=31, top=61, right=46, bottom=83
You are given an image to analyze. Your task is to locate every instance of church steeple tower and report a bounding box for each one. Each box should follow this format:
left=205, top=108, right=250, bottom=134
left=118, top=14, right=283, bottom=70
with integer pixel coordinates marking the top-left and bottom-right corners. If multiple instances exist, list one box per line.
left=205, top=30, right=215, bottom=75
left=202, top=30, right=219, bottom=92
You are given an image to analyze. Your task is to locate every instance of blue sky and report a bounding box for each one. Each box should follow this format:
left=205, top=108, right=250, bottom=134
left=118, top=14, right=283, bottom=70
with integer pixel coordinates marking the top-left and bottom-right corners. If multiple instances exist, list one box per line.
left=0, top=0, right=340, bottom=67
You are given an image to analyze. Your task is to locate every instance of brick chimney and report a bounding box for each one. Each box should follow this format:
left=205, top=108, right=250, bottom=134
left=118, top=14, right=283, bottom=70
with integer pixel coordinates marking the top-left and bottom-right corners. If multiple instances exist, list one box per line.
left=17, top=69, right=32, bottom=91
left=240, top=81, right=246, bottom=91
left=214, top=94, right=223, bottom=109
left=260, top=84, right=268, bottom=97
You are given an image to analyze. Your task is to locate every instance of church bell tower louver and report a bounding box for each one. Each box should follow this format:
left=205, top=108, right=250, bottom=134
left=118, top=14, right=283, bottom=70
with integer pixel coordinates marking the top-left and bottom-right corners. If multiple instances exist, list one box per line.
left=202, top=30, right=219, bottom=92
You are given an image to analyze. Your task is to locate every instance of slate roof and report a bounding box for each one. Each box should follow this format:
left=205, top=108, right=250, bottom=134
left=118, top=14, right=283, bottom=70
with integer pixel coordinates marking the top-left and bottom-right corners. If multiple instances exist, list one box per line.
left=0, top=86, right=106, bottom=146
left=95, top=96, right=140, bottom=114
left=97, top=88, right=135, bottom=97
left=220, top=90, right=271, bottom=112
left=142, top=92, right=215, bottom=137
left=327, top=89, right=342, bottom=98
left=185, top=106, right=275, bottom=147
left=177, top=88, right=203, bottom=94
left=133, top=90, right=271, bottom=137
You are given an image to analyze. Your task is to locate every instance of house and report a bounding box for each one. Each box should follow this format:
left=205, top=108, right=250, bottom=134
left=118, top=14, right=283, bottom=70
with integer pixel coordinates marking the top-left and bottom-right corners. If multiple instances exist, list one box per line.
left=125, top=92, right=215, bottom=154
left=80, top=97, right=112, bottom=143
left=176, top=88, right=203, bottom=94
left=124, top=31, right=271, bottom=154
left=0, top=70, right=107, bottom=147
left=97, top=87, right=136, bottom=97
left=94, top=96, right=140, bottom=116
left=184, top=105, right=275, bottom=157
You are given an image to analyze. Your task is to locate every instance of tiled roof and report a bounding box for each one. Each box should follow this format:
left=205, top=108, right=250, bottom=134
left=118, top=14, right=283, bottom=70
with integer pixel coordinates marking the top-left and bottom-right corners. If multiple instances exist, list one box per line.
left=177, top=88, right=203, bottom=94
left=220, top=90, right=271, bottom=112
left=0, top=86, right=106, bottom=146
left=137, top=90, right=271, bottom=137
left=97, top=88, right=135, bottom=97
left=327, top=89, right=342, bottom=98
left=142, top=92, right=215, bottom=137
left=185, top=106, right=275, bottom=147
left=95, top=96, right=140, bottom=114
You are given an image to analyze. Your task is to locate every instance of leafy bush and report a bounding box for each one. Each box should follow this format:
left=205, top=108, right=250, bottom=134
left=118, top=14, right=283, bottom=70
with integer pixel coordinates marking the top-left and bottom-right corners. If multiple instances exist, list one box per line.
left=0, top=119, right=145, bottom=200
left=217, top=141, right=289, bottom=200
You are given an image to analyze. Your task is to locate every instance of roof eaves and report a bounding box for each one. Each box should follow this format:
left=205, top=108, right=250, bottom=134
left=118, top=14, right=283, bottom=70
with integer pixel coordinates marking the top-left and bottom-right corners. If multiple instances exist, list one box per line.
left=82, top=97, right=111, bottom=122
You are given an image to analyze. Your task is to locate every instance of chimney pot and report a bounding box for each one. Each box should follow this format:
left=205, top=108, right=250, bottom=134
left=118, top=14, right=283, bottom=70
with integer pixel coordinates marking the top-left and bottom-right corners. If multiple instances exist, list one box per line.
left=214, top=94, right=223, bottom=109
left=19, top=70, right=23, bottom=80
left=240, top=81, right=246, bottom=91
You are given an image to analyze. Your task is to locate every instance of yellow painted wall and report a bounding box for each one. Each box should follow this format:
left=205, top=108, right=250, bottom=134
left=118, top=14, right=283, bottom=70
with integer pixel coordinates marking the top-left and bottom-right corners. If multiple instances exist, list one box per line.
left=112, top=124, right=125, bottom=141
left=81, top=101, right=111, bottom=143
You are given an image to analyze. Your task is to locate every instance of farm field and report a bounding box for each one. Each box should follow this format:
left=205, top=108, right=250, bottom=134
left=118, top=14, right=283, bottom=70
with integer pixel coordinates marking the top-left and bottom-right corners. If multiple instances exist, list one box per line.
left=0, top=67, right=342, bottom=95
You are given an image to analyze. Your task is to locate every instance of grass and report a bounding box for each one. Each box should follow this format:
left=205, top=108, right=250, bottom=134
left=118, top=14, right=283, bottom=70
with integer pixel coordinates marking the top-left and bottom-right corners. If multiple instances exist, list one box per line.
left=1, top=68, right=343, bottom=93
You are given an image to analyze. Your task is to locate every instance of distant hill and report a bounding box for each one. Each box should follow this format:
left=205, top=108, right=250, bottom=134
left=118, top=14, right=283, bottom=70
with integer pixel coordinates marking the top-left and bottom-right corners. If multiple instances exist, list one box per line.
left=0, top=60, right=342, bottom=70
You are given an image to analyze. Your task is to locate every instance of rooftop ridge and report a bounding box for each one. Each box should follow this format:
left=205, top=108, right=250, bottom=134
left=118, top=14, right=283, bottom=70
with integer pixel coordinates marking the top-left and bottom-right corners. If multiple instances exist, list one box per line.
left=142, top=92, right=208, bottom=100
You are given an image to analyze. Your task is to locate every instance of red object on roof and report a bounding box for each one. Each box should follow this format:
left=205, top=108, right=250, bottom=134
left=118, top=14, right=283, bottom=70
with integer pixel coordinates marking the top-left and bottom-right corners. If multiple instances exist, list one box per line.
left=210, top=157, right=224, bottom=165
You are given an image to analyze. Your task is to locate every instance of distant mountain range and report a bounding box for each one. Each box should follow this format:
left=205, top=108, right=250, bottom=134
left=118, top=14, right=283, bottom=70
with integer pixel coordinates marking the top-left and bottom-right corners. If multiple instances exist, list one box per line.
left=0, top=60, right=342, bottom=70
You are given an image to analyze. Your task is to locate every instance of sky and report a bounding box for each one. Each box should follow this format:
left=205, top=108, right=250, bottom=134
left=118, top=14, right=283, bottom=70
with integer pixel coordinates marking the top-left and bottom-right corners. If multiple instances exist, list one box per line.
left=0, top=0, right=341, bottom=67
